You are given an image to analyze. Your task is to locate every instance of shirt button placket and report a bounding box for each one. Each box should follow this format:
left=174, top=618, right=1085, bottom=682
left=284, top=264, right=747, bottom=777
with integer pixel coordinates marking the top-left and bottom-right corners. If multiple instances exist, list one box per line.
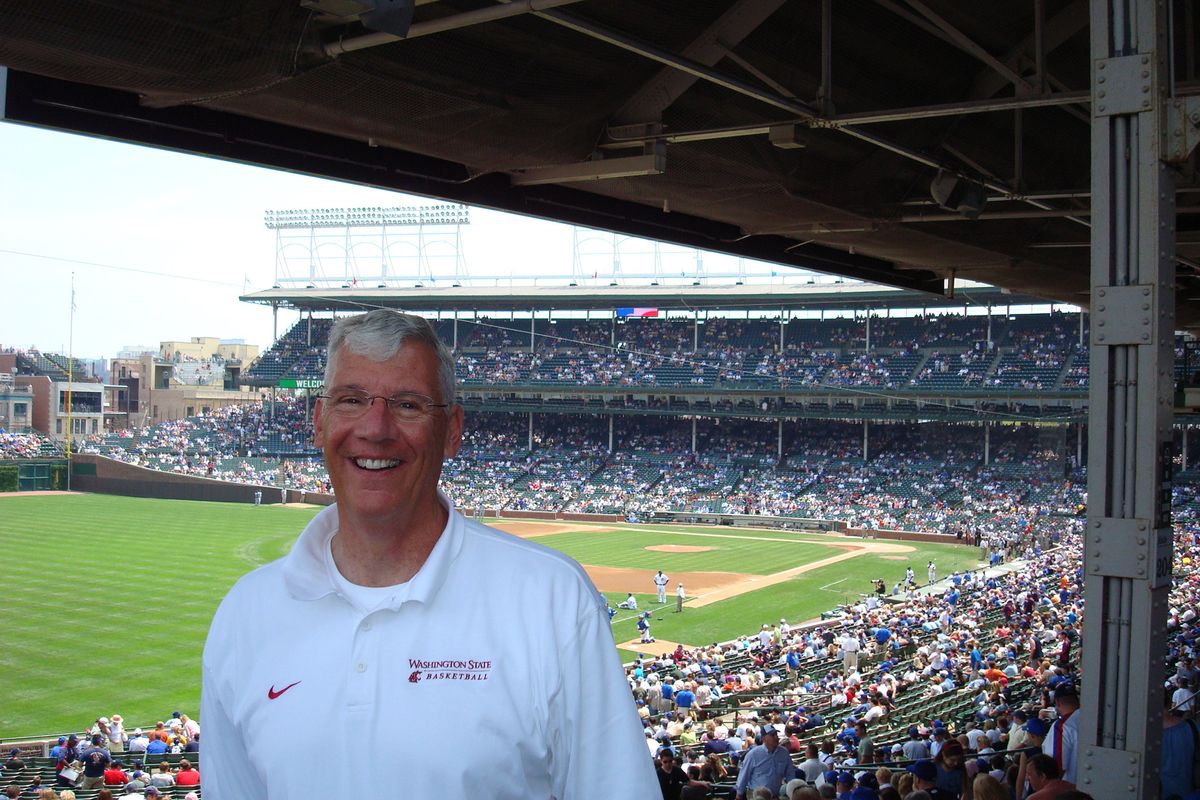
left=348, top=612, right=377, bottom=707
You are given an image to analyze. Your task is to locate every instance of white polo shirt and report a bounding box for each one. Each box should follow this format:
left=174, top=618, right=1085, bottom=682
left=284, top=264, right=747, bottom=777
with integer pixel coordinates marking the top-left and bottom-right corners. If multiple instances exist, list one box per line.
left=201, top=502, right=658, bottom=799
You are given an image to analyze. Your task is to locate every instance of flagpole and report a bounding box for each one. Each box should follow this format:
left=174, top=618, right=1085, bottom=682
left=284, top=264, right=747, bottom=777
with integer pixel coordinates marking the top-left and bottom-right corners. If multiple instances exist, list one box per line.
left=66, top=273, right=75, bottom=491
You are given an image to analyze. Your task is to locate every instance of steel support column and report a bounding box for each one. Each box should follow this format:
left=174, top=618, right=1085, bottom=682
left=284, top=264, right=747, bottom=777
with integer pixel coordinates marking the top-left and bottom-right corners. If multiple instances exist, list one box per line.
left=1080, top=2, right=1177, bottom=798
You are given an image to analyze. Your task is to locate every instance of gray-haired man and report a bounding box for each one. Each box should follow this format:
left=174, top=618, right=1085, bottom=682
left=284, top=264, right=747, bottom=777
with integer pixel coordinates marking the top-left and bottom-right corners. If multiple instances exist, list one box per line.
left=203, top=309, right=656, bottom=799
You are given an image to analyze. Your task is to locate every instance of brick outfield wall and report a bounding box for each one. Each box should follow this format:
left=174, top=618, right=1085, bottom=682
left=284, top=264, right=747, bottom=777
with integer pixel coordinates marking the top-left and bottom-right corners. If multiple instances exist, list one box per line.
left=64, top=456, right=968, bottom=547
left=69, top=453, right=335, bottom=505
left=845, top=527, right=971, bottom=545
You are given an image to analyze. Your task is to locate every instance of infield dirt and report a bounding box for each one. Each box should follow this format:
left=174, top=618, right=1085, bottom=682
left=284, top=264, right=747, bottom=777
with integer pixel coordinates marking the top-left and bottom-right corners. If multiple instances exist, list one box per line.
left=490, top=519, right=915, bottom=608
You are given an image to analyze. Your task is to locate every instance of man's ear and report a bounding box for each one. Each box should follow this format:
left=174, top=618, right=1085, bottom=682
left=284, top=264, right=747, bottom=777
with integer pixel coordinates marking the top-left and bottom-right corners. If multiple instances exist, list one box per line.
left=443, top=403, right=464, bottom=458
left=313, top=397, right=326, bottom=447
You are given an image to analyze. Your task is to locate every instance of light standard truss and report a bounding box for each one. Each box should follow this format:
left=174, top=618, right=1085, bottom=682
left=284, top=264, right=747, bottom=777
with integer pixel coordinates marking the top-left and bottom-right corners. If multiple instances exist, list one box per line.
left=264, top=204, right=470, bottom=287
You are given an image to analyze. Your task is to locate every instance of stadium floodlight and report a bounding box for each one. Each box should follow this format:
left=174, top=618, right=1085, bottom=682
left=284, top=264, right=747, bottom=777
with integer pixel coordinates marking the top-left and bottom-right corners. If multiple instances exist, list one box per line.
left=264, top=204, right=470, bottom=229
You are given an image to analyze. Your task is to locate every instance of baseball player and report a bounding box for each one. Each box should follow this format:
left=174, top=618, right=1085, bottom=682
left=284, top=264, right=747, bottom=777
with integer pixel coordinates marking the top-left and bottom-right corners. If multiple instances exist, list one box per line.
left=654, top=570, right=669, bottom=604
left=638, top=612, right=655, bottom=643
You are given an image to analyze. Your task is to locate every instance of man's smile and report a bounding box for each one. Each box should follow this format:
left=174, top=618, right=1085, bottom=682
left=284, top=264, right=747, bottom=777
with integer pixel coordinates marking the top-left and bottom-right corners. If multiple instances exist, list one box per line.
left=353, top=457, right=402, bottom=470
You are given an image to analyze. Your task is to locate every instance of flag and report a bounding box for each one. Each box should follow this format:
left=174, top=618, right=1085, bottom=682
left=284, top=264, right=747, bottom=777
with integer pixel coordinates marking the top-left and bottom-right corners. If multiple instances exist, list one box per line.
left=616, top=307, right=659, bottom=318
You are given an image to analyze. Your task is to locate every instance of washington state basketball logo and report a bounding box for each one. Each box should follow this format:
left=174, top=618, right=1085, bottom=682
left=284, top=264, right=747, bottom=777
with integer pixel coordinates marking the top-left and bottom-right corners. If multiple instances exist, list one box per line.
left=406, top=658, right=492, bottom=683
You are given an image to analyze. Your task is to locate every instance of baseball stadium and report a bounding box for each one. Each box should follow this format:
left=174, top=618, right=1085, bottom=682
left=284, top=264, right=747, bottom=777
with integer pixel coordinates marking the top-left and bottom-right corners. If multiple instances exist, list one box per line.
left=3, top=3, right=1200, bottom=799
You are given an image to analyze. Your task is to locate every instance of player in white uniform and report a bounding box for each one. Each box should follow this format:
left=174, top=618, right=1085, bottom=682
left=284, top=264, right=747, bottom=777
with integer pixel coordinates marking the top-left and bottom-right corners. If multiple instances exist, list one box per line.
left=654, top=570, right=669, bottom=603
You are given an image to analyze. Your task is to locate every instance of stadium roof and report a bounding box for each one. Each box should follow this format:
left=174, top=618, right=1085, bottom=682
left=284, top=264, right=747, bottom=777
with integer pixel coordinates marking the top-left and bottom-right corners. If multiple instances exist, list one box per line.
left=239, top=281, right=1046, bottom=313
left=1, top=2, right=1198, bottom=329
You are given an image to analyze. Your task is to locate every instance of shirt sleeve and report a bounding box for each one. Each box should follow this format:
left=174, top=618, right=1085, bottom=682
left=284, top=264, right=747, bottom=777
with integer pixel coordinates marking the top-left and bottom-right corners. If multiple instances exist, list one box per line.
left=200, top=659, right=268, bottom=799
left=735, top=749, right=754, bottom=796
left=546, top=596, right=659, bottom=799
left=201, top=596, right=269, bottom=800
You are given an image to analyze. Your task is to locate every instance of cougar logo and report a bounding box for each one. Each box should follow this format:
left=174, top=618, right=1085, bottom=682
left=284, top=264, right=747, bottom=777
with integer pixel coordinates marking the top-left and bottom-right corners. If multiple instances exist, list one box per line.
left=408, top=670, right=422, bottom=683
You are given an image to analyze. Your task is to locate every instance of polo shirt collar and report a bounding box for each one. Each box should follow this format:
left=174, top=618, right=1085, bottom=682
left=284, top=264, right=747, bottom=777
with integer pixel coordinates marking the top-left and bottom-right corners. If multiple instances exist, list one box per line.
left=283, top=490, right=465, bottom=608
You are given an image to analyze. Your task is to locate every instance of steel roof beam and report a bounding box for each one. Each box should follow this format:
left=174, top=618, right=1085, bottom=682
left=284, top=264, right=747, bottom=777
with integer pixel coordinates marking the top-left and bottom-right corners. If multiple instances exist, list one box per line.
left=611, top=0, right=787, bottom=124
left=322, top=0, right=588, bottom=56
left=900, top=0, right=1033, bottom=91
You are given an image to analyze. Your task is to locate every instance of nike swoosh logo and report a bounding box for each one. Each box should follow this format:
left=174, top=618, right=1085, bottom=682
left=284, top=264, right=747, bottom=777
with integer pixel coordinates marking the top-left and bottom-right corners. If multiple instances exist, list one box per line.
left=267, top=680, right=301, bottom=699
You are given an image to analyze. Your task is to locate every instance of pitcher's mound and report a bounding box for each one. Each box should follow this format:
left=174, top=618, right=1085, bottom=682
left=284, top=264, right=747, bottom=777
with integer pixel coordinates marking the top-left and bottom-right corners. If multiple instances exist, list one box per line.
left=645, top=544, right=714, bottom=553
left=616, top=638, right=685, bottom=656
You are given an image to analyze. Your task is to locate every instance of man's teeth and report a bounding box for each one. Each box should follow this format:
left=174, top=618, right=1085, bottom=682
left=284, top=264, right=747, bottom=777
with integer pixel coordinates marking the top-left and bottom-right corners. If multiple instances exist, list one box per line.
left=354, top=458, right=401, bottom=470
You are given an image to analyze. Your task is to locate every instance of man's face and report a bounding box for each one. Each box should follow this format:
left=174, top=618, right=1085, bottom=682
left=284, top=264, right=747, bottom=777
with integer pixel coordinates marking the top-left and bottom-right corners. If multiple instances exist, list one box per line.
left=314, top=343, right=463, bottom=529
left=658, top=753, right=675, bottom=772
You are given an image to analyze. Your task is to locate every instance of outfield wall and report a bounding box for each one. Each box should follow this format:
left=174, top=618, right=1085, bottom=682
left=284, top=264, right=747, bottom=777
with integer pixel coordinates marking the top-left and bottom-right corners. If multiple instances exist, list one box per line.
left=69, top=454, right=335, bottom=505
left=66, top=456, right=969, bottom=547
left=846, top=526, right=970, bottom=545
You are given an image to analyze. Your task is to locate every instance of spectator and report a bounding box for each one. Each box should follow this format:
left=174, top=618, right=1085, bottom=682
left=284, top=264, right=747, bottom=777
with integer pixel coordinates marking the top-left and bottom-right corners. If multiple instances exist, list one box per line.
left=906, top=760, right=954, bottom=800
left=173, top=761, right=198, bottom=787
left=53, top=736, right=80, bottom=788
left=102, top=761, right=127, bottom=787
left=147, top=763, right=174, bottom=790
left=1025, top=754, right=1074, bottom=800
left=656, top=750, right=707, bottom=800
left=736, top=726, right=794, bottom=800
left=1161, top=690, right=1196, bottom=800
left=79, top=735, right=111, bottom=790
left=125, top=731, right=148, bottom=754
left=1042, top=685, right=1080, bottom=783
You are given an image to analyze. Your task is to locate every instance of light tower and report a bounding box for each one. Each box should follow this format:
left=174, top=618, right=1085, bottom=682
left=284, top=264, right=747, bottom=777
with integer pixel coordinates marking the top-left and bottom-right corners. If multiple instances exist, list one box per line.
left=263, top=204, right=471, bottom=287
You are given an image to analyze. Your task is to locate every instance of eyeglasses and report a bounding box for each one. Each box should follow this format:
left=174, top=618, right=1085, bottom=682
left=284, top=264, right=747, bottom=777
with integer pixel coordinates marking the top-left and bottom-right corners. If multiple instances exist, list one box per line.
left=317, top=389, right=449, bottom=421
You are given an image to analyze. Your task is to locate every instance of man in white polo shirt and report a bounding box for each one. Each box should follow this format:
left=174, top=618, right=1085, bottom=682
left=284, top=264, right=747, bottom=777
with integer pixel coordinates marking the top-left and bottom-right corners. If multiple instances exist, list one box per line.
left=201, top=310, right=657, bottom=799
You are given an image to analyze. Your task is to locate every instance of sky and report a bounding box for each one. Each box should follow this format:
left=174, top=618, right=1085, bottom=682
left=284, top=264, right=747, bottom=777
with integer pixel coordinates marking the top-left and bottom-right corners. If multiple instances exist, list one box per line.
left=0, top=122, right=792, bottom=362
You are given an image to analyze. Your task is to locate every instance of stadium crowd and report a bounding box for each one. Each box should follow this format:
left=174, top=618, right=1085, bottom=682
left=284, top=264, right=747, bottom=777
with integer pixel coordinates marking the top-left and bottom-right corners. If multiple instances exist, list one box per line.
left=0, top=432, right=61, bottom=459
left=65, top=400, right=1099, bottom=532
left=1, top=712, right=200, bottom=800
left=68, top=405, right=1137, bottom=554
left=619, top=497, right=1200, bottom=800
left=237, top=311, right=1099, bottom=391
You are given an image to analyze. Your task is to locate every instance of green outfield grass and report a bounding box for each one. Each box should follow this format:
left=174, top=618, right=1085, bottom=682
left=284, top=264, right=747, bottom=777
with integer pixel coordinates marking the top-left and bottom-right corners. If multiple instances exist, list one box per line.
left=0, top=493, right=984, bottom=740
left=0, top=494, right=320, bottom=740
